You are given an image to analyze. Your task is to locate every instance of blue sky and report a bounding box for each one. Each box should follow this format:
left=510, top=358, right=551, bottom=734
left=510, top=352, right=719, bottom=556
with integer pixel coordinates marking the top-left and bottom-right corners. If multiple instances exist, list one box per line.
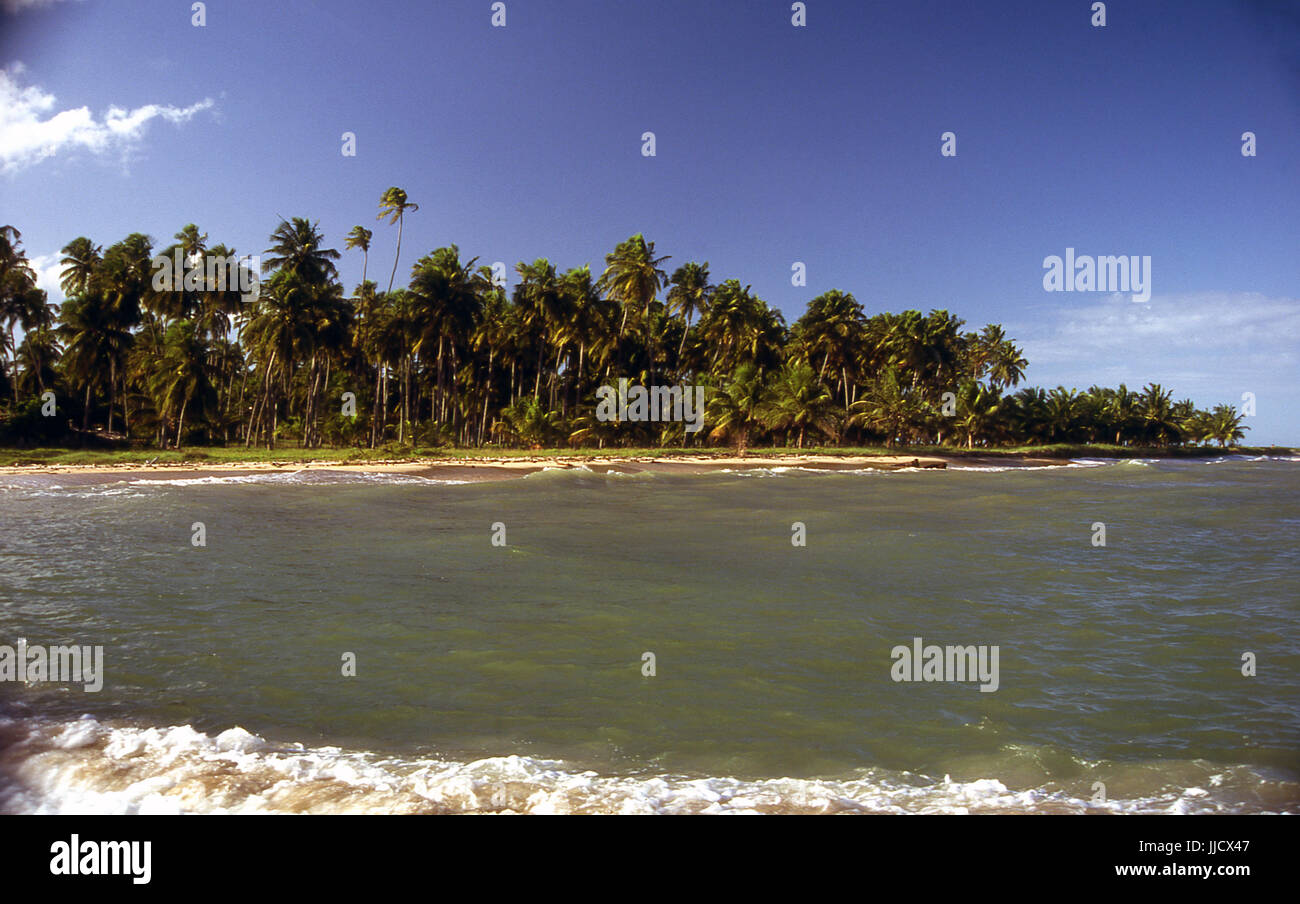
left=2, top=0, right=1297, bottom=442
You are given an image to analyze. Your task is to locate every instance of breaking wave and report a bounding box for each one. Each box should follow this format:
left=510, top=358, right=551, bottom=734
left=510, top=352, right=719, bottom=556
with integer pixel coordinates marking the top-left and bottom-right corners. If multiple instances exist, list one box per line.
left=1, top=713, right=1292, bottom=815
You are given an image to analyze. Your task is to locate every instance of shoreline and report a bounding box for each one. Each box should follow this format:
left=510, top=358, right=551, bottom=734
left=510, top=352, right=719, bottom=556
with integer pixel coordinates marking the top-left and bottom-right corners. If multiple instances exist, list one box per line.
left=0, top=453, right=960, bottom=481
left=1, top=447, right=1291, bottom=482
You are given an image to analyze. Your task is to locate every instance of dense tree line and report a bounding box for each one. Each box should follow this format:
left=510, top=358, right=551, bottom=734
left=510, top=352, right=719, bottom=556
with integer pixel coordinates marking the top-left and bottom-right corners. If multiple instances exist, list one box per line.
left=0, top=195, right=1248, bottom=451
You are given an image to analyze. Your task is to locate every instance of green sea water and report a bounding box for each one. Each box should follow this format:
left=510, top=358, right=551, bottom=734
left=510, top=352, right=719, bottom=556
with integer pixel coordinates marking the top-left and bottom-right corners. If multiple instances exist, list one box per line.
left=0, top=457, right=1296, bottom=813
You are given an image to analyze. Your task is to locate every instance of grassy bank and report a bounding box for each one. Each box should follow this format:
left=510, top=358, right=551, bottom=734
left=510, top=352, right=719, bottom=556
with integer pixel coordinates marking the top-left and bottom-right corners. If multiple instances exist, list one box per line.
left=1, top=444, right=1293, bottom=468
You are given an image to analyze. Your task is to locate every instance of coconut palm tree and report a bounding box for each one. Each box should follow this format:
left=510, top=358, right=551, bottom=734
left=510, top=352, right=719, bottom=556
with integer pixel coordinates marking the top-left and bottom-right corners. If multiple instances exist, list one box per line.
left=1206, top=404, right=1247, bottom=447
left=58, top=236, right=102, bottom=299
left=345, top=226, right=373, bottom=285
left=15, top=322, right=61, bottom=395
left=599, top=233, right=669, bottom=336
left=698, top=280, right=783, bottom=376
left=409, top=245, right=487, bottom=427
left=1138, top=383, right=1180, bottom=446
left=792, top=289, right=867, bottom=409
left=148, top=319, right=215, bottom=448
left=988, top=335, right=1028, bottom=389
left=665, top=261, right=712, bottom=363
left=706, top=363, right=771, bottom=455
left=377, top=187, right=419, bottom=295
left=264, top=218, right=340, bottom=285
left=953, top=380, right=1003, bottom=448
left=1, top=227, right=44, bottom=403
left=848, top=367, right=925, bottom=447
left=764, top=361, right=838, bottom=448
left=58, top=293, right=121, bottom=433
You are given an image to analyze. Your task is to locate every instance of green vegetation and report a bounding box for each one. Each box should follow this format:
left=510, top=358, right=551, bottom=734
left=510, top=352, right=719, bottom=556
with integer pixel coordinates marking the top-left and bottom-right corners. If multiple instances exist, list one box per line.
left=0, top=204, right=1255, bottom=455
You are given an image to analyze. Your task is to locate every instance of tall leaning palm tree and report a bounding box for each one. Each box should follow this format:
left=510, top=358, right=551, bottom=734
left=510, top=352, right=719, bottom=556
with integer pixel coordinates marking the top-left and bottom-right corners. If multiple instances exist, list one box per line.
left=345, top=225, right=373, bottom=286
left=377, top=188, right=419, bottom=295
left=1, top=226, right=43, bottom=402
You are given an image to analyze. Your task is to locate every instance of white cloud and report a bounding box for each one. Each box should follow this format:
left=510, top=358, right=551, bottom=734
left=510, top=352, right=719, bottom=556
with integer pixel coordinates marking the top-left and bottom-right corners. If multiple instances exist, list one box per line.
left=28, top=252, right=65, bottom=303
left=1015, top=291, right=1300, bottom=392
left=1012, top=291, right=1300, bottom=443
left=1, top=0, right=83, bottom=14
left=0, top=64, right=213, bottom=174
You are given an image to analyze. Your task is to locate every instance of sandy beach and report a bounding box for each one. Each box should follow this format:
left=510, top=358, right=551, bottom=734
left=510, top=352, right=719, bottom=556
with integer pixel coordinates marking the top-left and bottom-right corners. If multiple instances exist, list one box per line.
left=0, top=452, right=974, bottom=482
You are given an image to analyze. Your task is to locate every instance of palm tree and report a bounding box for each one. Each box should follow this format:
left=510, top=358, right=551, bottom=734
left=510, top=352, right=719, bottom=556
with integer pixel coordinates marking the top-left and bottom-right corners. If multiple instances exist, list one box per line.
left=148, top=319, right=214, bottom=448
left=1138, top=383, right=1180, bottom=446
left=58, top=236, right=102, bottom=299
left=848, top=367, right=924, bottom=448
left=409, top=245, right=487, bottom=428
left=665, top=261, right=712, bottom=362
left=493, top=396, right=560, bottom=448
left=377, top=187, right=419, bottom=295
left=345, top=226, right=373, bottom=285
left=15, top=322, right=61, bottom=395
left=953, top=380, right=1003, bottom=448
left=1206, top=404, right=1247, bottom=447
left=599, top=233, right=669, bottom=336
left=264, top=218, right=340, bottom=285
left=764, top=361, right=838, bottom=448
left=699, top=280, right=772, bottom=375
left=1, top=226, right=44, bottom=403
left=1044, top=387, right=1083, bottom=443
left=988, top=336, right=1028, bottom=389
left=513, top=258, right=567, bottom=403
left=792, top=289, right=866, bottom=409
left=706, top=363, right=771, bottom=455
left=58, top=293, right=119, bottom=433
left=1103, top=383, right=1140, bottom=444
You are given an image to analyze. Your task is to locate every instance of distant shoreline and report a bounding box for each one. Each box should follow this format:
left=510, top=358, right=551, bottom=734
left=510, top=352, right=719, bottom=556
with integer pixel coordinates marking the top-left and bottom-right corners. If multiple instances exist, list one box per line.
left=2, top=446, right=1293, bottom=481
left=0, top=453, right=949, bottom=480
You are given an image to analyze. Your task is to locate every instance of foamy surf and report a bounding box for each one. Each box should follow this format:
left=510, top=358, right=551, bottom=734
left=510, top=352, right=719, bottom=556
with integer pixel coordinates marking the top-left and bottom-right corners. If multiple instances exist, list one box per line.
left=0, top=471, right=473, bottom=497
left=0, top=714, right=1292, bottom=815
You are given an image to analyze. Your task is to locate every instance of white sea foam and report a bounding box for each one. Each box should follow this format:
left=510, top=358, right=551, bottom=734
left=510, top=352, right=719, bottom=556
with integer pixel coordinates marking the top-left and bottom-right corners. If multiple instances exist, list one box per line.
left=1, top=714, right=1289, bottom=816
left=128, top=471, right=470, bottom=487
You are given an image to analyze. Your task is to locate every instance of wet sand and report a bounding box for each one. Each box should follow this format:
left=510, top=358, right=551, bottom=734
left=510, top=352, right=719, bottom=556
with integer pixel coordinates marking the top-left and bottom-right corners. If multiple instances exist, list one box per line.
left=0, top=453, right=985, bottom=483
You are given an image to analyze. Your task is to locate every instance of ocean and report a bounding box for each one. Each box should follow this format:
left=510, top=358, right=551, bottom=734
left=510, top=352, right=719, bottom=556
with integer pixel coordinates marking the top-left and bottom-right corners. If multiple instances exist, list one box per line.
left=1, top=456, right=1296, bottom=814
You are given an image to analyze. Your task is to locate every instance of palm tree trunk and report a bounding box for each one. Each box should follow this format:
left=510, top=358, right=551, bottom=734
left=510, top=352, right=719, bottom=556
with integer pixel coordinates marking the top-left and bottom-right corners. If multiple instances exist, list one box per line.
left=107, top=356, right=116, bottom=435
left=370, top=362, right=382, bottom=447
left=387, top=215, right=404, bottom=296
left=479, top=353, right=493, bottom=446
left=435, top=336, right=446, bottom=426
left=176, top=397, right=188, bottom=450
left=8, top=327, right=17, bottom=404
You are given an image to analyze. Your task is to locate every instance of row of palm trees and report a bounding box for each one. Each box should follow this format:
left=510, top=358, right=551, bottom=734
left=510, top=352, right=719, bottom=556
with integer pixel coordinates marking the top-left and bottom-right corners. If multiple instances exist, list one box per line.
left=0, top=196, right=1249, bottom=451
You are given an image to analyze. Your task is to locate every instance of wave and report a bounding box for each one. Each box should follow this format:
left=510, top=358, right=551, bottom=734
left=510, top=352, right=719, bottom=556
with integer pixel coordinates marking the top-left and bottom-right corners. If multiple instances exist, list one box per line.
left=0, top=713, right=1292, bottom=815
left=0, top=470, right=472, bottom=497
left=128, top=471, right=470, bottom=487
left=3, top=454, right=1294, bottom=498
